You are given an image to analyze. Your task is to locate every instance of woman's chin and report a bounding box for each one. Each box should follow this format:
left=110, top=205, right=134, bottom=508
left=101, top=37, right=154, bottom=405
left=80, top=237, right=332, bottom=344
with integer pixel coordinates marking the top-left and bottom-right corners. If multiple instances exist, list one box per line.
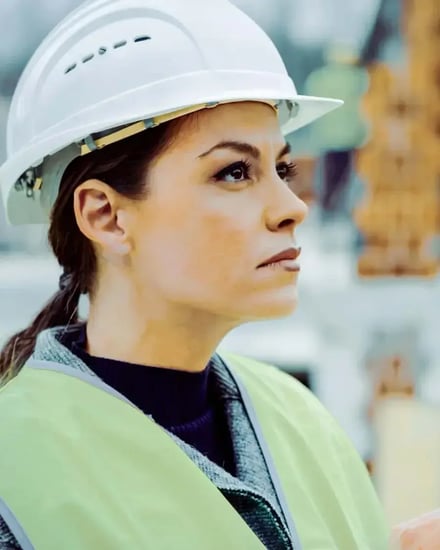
left=259, top=300, right=298, bottom=320
left=239, top=288, right=299, bottom=321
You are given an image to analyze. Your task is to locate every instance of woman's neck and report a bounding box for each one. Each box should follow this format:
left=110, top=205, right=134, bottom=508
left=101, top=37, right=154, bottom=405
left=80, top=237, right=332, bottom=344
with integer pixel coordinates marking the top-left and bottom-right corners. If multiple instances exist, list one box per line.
left=86, top=287, right=237, bottom=372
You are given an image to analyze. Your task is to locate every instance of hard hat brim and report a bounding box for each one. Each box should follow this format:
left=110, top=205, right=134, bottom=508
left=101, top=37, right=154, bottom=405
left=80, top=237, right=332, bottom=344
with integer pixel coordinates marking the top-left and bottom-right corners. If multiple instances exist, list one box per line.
left=281, top=95, right=343, bottom=135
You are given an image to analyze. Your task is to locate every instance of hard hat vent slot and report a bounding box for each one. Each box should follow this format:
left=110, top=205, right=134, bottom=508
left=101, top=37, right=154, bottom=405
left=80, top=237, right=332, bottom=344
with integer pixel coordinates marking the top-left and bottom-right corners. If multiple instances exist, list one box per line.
left=64, top=63, right=77, bottom=74
left=113, top=40, right=127, bottom=49
left=64, top=36, right=152, bottom=75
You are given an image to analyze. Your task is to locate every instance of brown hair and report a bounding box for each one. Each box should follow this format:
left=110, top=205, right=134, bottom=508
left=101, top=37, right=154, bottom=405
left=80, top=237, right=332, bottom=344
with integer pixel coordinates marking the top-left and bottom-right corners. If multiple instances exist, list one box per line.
left=0, top=120, right=179, bottom=380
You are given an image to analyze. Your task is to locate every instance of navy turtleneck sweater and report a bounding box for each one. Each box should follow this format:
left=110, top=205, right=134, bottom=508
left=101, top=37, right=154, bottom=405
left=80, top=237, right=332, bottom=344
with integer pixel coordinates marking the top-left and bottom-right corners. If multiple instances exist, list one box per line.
left=65, top=326, right=235, bottom=475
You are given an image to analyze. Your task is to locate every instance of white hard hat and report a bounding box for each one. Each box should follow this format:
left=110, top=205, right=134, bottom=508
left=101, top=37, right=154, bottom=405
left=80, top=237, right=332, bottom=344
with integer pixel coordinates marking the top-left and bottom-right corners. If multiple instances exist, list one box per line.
left=0, top=0, right=342, bottom=225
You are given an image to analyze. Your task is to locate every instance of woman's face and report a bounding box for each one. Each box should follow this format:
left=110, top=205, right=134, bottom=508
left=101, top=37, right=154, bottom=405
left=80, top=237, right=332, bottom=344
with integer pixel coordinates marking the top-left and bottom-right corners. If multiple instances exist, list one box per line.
left=127, top=101, right=308, bottom=322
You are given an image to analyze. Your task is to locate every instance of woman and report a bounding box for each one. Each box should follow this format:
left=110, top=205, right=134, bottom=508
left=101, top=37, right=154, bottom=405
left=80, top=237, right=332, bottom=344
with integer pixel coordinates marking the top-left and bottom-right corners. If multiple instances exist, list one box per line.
left=0, top=1, right=389, bottom=548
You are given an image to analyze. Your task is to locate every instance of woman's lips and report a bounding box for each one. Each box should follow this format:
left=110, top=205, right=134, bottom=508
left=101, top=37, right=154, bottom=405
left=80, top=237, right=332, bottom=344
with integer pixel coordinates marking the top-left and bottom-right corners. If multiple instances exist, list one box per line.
left=259, top=259, right=300, bottom=272
left=257, top=246, right=302, bottom=271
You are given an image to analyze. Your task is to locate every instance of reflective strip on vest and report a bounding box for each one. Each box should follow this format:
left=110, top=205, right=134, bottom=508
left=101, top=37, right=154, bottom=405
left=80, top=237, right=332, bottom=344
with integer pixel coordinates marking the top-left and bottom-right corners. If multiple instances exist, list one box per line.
left=0, top=497, right=35, bottom=550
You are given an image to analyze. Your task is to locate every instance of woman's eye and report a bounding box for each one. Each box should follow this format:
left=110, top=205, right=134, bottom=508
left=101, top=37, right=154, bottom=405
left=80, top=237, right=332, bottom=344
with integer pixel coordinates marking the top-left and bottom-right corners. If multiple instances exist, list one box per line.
left=277, top=161, right=298, bottom=182
left=214, top=160, right=251, bottom=183
left=213, top=160, right=298, bottom=185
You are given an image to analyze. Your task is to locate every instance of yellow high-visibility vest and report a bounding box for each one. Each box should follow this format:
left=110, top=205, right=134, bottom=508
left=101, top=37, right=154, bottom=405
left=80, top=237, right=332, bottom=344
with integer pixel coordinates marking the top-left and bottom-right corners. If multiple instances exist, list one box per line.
left=0, top=354, right=389, bottom=549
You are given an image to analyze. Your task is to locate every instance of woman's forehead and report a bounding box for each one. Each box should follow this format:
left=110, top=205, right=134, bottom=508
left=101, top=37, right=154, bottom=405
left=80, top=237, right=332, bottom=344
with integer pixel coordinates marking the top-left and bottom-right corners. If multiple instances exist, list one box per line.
left=171, top=101, right=285, bottom=154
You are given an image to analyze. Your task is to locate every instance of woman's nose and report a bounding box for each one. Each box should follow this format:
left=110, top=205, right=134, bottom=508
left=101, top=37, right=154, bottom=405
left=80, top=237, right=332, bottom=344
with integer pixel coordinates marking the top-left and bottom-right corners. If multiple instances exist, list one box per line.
left=264, top=179, right=309, bottom=233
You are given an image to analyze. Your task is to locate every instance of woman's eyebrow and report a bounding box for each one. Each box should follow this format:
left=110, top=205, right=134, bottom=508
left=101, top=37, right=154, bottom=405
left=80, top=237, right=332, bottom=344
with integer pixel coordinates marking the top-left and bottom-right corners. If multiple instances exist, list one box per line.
left=198, top=140, right=291, bottom=160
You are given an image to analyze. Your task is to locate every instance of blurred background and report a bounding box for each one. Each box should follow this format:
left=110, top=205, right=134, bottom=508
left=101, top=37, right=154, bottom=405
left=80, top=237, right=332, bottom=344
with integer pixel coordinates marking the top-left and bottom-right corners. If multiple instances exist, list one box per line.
left=0, top=0, right=439, bottom=525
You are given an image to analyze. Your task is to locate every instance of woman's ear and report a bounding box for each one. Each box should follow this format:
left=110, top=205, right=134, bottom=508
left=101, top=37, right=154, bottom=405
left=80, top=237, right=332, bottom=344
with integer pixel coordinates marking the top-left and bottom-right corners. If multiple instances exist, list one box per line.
left=73, top=179, right=132, bottom=256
